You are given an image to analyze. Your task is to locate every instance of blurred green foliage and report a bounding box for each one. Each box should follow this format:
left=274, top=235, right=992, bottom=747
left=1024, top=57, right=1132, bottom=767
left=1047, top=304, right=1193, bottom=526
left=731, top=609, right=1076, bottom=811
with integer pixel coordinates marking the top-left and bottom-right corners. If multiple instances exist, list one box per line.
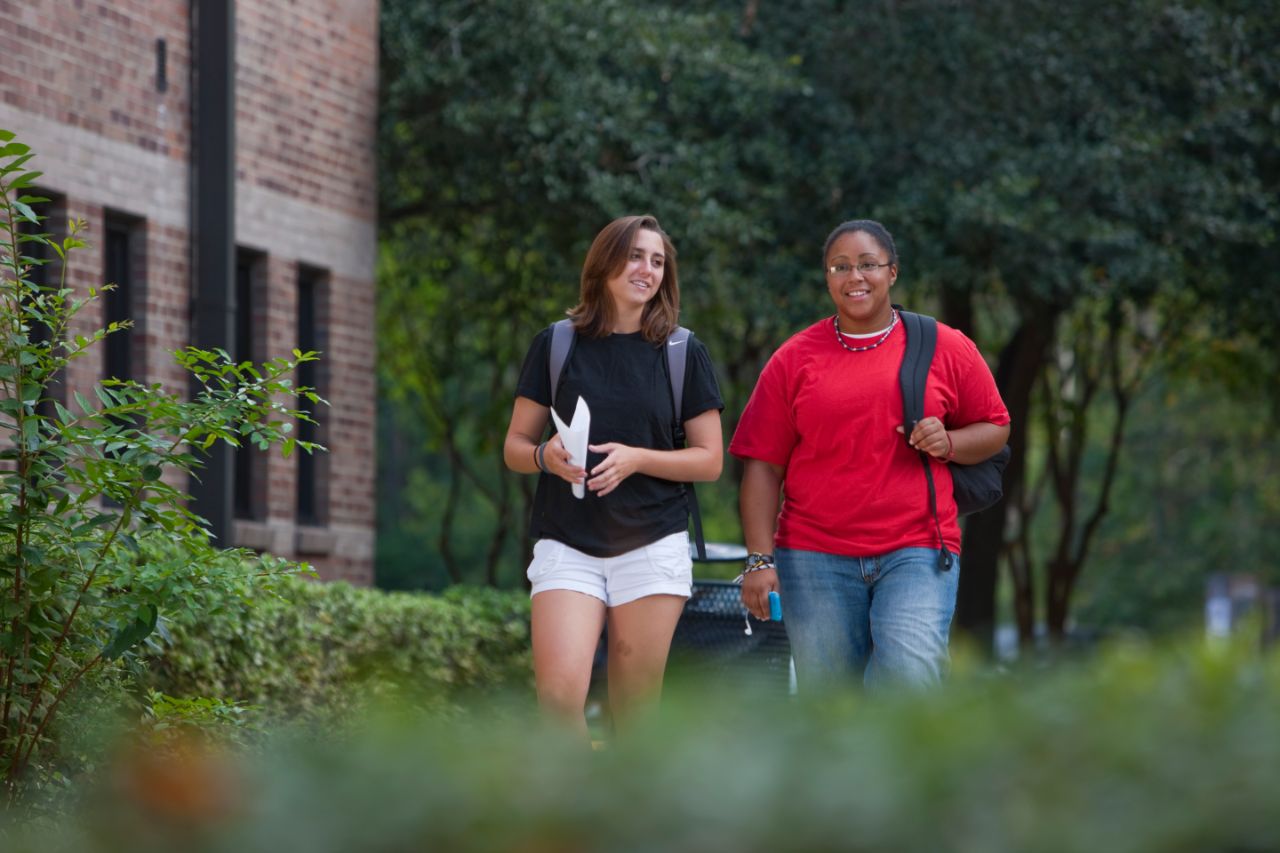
left=4, top=637, right=1280, bottom=851
left=1071, top=365, right=1280, bottom=634
left=149, top=576, right=532, bottom=722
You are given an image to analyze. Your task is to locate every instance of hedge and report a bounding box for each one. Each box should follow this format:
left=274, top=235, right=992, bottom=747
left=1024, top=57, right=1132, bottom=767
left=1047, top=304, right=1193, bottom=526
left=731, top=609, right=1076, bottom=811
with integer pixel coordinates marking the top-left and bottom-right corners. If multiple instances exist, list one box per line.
left=149, top=578, right=533, bottom=720
left=6, top=636, right=1280, bottom=851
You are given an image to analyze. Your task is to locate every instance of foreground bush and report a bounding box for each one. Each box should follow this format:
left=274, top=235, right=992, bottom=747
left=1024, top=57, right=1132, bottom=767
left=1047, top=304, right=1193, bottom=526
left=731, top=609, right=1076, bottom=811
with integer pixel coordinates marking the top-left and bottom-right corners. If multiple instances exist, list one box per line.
left=1, top=130, right=315, bottom=798
left=150, top=579, right=532, bottom=719
left=5, top=636, right=1278, bottom=851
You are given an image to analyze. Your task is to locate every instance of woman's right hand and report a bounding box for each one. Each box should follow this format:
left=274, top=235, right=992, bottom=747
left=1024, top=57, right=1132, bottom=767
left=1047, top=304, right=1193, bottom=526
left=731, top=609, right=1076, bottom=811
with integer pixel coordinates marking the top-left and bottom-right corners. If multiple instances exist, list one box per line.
left=740, top=568, right=779, bottom=621
left=543, top=435, right=586, bottom=486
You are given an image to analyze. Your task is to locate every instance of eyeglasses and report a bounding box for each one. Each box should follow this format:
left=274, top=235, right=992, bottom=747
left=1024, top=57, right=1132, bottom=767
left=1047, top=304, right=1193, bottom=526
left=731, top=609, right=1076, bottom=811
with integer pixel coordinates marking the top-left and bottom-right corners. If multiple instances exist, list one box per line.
left=827, top=262, right=892, bottom=276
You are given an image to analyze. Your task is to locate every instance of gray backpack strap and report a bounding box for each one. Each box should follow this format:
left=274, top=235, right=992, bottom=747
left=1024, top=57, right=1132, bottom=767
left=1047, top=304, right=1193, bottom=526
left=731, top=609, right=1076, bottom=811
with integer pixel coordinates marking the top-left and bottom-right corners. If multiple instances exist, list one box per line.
left=664, top=326, right=704, bottom=560
left=666, top=325, right=691, bottom=424
left=548, top=319, right=575, bottom=409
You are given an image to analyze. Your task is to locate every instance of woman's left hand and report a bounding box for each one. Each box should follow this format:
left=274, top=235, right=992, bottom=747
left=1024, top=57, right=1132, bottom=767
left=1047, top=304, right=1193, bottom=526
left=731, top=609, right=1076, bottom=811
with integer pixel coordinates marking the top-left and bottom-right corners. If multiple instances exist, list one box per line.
left=898, top=416, right=952, bottom=461
left=587, top=442, right=643, bottom=497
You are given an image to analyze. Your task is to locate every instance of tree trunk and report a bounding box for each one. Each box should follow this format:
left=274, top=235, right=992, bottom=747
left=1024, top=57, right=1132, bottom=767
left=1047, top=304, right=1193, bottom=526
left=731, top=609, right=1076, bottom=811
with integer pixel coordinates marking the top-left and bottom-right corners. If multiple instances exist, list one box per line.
left=1010, top=548, right=1035, bottom=647
left=437, top=462, right=463, bottom=584
left=1043, top=298, right=1141, bottom=641
left=1046, top=560, right=1074, bottom=641
left=954, top=299, right=1057, bottom=653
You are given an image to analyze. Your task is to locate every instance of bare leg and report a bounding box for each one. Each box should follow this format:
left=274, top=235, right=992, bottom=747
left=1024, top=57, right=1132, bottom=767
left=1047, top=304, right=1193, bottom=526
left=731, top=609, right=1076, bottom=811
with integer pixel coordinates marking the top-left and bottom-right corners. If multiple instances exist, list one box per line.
left=605, top=594, right=686, bottom=731
left=530, top=590, right=607, bottom=738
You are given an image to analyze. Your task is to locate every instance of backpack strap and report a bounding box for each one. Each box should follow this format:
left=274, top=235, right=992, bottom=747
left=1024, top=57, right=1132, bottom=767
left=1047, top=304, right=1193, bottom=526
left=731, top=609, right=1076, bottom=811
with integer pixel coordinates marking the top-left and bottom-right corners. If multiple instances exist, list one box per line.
left=663, top=326, right=704, bottom=561
left=898, top=309, right=935, bottom=434
left=548, top=319, right=576, bottom=409
left=897, top=308, right=954, bottom=571
left=666, top=326, right=691, bottom=425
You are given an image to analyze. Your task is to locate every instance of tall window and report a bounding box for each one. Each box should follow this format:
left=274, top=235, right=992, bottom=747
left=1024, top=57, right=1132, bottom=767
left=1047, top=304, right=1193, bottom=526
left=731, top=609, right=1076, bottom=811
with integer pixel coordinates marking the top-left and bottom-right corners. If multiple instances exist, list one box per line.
left=233, top=249, right=265, bottom=520
left=100, top=212, right=145, bottom=509
left=296, top=266, right=328, bottom=526
left=102, top=216, right=138, bottom=382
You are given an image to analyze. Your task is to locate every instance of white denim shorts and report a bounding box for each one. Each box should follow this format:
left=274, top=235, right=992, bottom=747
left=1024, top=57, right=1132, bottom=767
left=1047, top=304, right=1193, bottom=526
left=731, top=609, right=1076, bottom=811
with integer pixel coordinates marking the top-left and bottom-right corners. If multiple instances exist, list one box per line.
left=526, top=531, right=693, bottom=607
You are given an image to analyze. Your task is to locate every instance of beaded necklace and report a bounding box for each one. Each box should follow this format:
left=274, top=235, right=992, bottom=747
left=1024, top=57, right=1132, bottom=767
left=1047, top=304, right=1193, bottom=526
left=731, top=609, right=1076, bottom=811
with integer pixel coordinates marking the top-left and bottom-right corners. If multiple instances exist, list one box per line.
left=832, top=309, right=899, bottom=353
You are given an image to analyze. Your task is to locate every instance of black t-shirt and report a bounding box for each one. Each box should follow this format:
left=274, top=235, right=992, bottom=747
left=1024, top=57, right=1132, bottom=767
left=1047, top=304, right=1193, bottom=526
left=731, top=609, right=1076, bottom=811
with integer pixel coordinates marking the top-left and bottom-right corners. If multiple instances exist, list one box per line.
left=515, top=326, right=724, bottom=558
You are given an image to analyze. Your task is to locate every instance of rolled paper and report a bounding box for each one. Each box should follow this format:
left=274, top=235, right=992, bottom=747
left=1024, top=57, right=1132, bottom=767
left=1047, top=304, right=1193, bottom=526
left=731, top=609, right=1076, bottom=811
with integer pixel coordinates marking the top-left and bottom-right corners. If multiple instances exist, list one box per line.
left=549, top=396, right=591, bottom=499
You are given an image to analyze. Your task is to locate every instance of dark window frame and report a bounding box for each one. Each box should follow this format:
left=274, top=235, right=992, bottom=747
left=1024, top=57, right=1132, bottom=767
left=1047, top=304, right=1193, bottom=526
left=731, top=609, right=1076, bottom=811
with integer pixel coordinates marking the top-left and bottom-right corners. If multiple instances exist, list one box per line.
left=295, top=264, right=330, bottom=527
left=101, top=209, right=148, bottom=384
left=233, top=248, right=268, bottom=521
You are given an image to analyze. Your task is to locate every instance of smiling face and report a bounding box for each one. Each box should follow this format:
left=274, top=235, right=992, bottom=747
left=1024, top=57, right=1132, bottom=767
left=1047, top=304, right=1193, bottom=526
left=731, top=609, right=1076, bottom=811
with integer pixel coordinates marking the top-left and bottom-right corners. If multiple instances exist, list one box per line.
left=605, top=228, right=666, bottom=324
left=825, top=229, right=898, bottom=333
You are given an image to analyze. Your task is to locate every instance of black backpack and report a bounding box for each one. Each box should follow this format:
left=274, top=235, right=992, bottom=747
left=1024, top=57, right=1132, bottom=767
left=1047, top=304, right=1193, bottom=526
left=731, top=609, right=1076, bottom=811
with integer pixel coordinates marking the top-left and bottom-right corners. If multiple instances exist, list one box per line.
left=898, top=309, right=1011, bottom=571
left=547, top=319, right=706, bottom=560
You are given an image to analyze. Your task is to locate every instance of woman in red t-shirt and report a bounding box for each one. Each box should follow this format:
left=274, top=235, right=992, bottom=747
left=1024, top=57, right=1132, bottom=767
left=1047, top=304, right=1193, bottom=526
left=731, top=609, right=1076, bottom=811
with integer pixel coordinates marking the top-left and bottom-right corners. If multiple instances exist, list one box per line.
left=729, top=219, right=1009, bottom=690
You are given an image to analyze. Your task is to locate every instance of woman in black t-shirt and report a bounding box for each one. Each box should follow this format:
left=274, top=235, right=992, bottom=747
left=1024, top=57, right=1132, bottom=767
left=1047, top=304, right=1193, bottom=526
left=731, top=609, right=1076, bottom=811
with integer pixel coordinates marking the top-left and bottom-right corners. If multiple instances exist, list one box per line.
left=504, top=214, right=723, bottom=738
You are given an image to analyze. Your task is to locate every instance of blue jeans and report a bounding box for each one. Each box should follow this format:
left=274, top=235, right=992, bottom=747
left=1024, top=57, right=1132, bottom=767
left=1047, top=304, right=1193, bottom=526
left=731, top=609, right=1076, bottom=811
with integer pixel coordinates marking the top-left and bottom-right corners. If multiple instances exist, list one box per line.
left=776, top=547, right=960, bottom=691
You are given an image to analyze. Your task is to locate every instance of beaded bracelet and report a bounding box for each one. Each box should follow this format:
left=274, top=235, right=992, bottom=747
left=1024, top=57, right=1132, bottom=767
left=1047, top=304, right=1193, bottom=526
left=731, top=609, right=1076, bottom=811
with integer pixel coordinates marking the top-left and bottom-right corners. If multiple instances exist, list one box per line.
left=733, top=552, right=776, bottom=585
left=736, top=552, right=778, bottom=635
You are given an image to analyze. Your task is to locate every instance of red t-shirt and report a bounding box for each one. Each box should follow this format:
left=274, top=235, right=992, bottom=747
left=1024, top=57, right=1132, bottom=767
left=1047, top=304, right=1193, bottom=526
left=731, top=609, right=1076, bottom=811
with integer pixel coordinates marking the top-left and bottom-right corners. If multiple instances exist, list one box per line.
left=729, top=317, right=1010, bottom=556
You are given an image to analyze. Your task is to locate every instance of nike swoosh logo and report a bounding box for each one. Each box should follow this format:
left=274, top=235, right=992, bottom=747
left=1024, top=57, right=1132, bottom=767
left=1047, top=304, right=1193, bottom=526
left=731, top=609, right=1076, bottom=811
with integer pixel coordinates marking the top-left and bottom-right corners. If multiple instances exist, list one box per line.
left=669, top=340, right=686, bottom=347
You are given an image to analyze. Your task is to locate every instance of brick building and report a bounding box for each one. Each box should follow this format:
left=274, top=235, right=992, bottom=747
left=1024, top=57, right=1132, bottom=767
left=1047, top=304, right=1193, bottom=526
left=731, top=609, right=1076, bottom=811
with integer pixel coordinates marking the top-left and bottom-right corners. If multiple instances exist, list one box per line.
left=0, top=1, right=379, bottom=583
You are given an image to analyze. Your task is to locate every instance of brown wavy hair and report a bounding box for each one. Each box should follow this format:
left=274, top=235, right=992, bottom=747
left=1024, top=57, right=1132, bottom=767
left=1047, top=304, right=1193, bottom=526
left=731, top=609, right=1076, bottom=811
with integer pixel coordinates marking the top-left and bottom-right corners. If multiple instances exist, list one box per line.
left=567, top=214, right=680, bottom=343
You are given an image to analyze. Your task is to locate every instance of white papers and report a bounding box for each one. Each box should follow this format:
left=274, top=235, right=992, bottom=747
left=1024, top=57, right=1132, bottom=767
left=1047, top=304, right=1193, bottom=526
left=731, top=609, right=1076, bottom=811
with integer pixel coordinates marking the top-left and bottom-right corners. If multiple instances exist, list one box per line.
left=550, top=396, right=591, bottom=499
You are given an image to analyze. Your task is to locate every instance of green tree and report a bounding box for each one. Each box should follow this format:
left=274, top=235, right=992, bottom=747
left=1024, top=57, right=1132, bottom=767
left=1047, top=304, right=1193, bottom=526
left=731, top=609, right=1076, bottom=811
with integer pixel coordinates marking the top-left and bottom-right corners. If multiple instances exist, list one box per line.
left=0, top=131, right=321, bottom=797
left=1071, top=347, right=1280, bottom=636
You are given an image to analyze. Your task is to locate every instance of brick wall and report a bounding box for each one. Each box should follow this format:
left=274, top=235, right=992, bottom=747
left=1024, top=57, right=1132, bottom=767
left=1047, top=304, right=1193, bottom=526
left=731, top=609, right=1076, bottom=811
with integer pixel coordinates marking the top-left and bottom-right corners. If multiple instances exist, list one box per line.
left=1, top=0, right=379, bottom=584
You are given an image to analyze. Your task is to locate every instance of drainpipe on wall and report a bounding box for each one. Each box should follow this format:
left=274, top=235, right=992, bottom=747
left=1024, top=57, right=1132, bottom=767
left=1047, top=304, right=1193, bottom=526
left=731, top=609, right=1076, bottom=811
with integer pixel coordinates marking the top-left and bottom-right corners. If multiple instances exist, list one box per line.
left=188, top=0, right=236, bottom=545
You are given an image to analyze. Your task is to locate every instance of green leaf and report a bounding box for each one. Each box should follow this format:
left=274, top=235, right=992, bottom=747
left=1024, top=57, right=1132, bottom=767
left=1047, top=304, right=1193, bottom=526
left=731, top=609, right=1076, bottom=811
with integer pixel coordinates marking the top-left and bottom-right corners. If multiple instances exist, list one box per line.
left=102, top=604, right=159, bottom=660
left=22, top=416, right=40, bottom=447
left=9, top=170, right=45, bottom=190
left=21, top=381, right=42, bottom=404
left=71, top=513, right=116, bottom=536
left=12, top=201, right=39, bottom=223
left=27, top=567, right=59, bottom=593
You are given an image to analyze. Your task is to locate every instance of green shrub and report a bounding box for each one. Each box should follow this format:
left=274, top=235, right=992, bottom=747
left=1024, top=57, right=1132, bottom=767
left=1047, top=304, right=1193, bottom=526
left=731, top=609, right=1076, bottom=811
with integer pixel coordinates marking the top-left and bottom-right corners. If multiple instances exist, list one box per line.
left=150, top=579, right=532, bottom=721
left=4, top=636, right=1280, bottom=852
left=1, top=130, right=317, bottom=798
